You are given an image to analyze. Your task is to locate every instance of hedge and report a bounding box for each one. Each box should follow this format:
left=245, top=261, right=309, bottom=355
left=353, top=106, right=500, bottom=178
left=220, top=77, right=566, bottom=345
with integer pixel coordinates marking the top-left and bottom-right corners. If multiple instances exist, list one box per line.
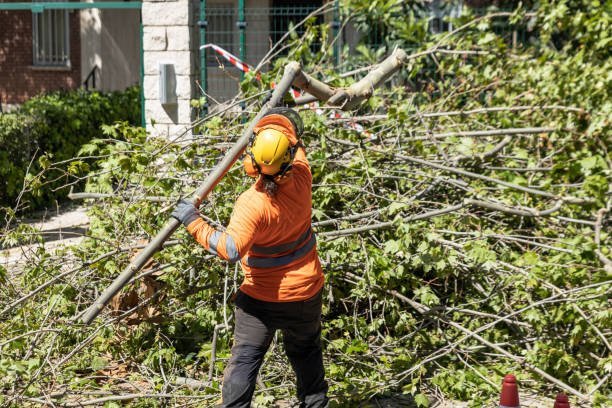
left=0, top=86, right=140, bottom=211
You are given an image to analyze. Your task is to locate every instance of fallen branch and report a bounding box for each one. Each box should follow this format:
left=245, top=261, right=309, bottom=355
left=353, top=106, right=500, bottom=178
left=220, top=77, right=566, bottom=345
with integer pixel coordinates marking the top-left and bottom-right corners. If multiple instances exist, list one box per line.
left=484, top=166, right=553, bottom=172
left=328, top=105, right=585, bottom=122
left=410, top=126, right=557, bottom=141
left=442, top=315, right=591, bottom=402
left=437, top=230, right=573, bottom=254
left=325, top=134, right=591, bottom=204
left=422, top=104, right=584, bottom=117
left=0, top=328, right=61, bottom=348
left=60, top=290, right=165, bottom=367
left=173, top=376, right=208, bottom=389
left=61, top=393, right=215, bottom=407
left=594, top=208, right=612, bottom=273
left=0, top=240, right=179, bottom=317
left=343, top=271, right=598, bottom=403
left=464, top=198, right=563, bottom=217
left=312, top=210, right=381, bottom=228
left=294, top=48, right=409, bottom=110
left=68, top=192, right=174, bottom=202
left=320, top=198, right=569, bottom=239
left=497, top=260, right=612, bottom=353
left=452, top=135, right=512, bottom=163
left=320, top=204, right=463, bottom=238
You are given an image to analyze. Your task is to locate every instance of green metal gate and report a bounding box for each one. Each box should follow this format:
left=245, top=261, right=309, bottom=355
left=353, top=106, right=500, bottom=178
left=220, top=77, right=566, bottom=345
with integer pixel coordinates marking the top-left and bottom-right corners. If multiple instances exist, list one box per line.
left=200, top=5, right=330, bottom=104
left=198, top=3, right=531, bottom=106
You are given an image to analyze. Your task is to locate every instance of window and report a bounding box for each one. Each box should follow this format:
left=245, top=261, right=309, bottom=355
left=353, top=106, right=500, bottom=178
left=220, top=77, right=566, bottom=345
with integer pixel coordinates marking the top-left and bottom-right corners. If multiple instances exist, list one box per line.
left=32, top=0, right=70, bottom=67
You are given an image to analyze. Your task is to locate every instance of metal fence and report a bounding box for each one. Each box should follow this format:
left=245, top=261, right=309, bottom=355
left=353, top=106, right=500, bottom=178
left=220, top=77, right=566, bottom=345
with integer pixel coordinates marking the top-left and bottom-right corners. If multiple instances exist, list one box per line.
left=202, top=5, right=324, bottom=104
left=199, top=4, right=531, bottom=104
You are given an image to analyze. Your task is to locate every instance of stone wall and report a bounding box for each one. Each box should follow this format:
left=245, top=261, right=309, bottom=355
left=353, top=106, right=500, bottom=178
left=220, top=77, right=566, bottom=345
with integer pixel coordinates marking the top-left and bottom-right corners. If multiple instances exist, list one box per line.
left=142, top=0, right=196, bottom=138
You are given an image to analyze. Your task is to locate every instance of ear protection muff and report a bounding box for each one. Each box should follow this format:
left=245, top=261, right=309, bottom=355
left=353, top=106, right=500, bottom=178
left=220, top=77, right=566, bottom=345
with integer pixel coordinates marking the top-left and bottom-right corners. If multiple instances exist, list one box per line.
left=272, top=145, right=297, bottom=179
left=243, top=153, right=260, bottom=178
left=243, top=132, right=260, bottom=178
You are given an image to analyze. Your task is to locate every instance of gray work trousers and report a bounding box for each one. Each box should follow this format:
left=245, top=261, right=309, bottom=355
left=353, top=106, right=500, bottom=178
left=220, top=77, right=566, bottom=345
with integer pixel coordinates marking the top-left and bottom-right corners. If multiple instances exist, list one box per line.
left=221, top=289, right=328, bottom=408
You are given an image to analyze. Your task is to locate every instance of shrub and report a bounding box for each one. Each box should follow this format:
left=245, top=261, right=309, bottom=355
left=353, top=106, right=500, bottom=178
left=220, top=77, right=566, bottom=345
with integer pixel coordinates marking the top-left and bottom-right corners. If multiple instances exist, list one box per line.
left=0, top=113, right=35, bottom=204
left=0, top=86, right=140, bottom=211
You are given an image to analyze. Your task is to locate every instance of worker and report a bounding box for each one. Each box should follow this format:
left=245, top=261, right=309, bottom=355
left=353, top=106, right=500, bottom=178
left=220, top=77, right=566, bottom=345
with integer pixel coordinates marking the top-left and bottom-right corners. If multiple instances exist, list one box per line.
left=171, top=107, right=328, bottom=408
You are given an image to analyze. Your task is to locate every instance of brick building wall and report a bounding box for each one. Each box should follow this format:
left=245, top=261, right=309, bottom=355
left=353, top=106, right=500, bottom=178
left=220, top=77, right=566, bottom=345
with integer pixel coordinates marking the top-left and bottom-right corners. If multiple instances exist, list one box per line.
left=0, top=9, right=81, bottom=106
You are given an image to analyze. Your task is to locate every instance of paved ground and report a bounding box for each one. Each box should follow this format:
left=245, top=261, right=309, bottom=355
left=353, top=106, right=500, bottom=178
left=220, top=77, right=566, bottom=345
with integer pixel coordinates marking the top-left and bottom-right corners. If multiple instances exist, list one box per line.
left=1, top=204, right=89, bottom=269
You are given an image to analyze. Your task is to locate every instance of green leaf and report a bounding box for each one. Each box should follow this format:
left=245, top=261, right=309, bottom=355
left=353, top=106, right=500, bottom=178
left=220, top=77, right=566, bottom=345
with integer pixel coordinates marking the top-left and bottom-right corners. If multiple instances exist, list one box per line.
left=414, top=393, right=430, bottom=407
left=414, top=286, right=440, bottom=307
left=580, top=155, right=607, bottom=175
left=90, top=357, right=108, bottom=372
left=38, top=154, right=52, bottom=170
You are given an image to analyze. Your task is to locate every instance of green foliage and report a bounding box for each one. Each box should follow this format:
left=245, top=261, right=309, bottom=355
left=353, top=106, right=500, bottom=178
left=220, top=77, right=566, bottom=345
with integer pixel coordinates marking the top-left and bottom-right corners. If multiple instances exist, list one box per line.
left=0, top=86, right=140, bottom=211
left=0, top=114, right=32, bottom=203
left=1, top=1, right=610, bottom=407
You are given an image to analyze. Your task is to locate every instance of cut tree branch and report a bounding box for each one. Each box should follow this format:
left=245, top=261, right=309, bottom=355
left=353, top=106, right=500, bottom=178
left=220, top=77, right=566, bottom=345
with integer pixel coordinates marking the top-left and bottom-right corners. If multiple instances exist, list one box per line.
left=68, top=192, right=174, bottom=202
left=325, top=134, right=592, bottom=204
left=342, top=271, right=595, bottom=403
left=328, top=105, right=585, bottom=122
left=410, top=127, right=557, bottom=141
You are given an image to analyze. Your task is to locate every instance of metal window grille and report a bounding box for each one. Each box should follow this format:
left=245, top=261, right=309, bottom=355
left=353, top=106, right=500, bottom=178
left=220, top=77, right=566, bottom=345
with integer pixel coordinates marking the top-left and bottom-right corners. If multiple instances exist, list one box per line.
left=32, top=0, right=70, bottom=67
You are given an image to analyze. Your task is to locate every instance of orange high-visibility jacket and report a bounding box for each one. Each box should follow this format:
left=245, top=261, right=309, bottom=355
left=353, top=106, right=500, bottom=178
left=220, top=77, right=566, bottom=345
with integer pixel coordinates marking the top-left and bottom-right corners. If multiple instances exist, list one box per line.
left=186, top=147, right=324, bottom=302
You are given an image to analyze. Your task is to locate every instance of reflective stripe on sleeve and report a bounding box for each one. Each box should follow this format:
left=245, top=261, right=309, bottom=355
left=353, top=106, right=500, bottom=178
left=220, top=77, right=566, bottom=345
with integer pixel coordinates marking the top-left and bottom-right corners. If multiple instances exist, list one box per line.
left=250, top=227, right=312, bottom=256
left=207, top=230, right=222, bottom=256
left=225, top=235, right=240, bottom=262
left=245, top=233, right=316, bottom=268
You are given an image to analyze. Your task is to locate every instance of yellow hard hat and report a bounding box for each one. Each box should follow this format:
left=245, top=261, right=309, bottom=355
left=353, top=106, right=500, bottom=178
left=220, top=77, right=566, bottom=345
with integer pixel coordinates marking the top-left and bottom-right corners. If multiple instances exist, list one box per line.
left=246, top=128, right=292, bottom=176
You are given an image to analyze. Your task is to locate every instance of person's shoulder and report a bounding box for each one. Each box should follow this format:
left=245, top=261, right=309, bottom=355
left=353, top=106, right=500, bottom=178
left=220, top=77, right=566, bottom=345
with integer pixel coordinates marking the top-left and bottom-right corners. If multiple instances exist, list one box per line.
left=238, top=183, right=273, bottom=207
left=292, top=156, right=311, bottom=180
left=238, top=185, right=264, bottom=203
left=293, top=146, right=309, bottom=166
left=232, top=187, right=267, bottom=222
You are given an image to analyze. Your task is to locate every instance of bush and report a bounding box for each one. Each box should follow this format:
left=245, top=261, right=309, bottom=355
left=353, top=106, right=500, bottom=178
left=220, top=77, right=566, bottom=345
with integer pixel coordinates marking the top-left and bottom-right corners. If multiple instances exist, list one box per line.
left=0, top=114, right=33, bottom=204
left=0, top=86, right=140, bottom=211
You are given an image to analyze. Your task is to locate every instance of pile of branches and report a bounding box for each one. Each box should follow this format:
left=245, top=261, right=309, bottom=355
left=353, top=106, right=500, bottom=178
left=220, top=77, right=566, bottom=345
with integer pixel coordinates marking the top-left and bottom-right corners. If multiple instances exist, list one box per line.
left=1, top=1, right=610, bottom=406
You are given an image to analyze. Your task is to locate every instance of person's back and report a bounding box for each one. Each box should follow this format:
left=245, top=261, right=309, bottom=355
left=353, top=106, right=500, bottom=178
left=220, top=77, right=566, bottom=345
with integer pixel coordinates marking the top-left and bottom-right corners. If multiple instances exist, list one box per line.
left=171, top=108, right=329, bottom=408
left=235, top=147, right=323, bottom=301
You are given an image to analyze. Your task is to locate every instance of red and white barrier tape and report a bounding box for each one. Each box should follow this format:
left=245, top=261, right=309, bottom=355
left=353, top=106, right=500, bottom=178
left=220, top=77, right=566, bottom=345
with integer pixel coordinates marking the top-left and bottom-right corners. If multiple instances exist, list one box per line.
left=200, top=43, right=301, bottom=99
left=317, top=107, right=374, bottom=139
left=200, top=43, right=251, bottom=74
left=200, top=43, right=374, bottom=138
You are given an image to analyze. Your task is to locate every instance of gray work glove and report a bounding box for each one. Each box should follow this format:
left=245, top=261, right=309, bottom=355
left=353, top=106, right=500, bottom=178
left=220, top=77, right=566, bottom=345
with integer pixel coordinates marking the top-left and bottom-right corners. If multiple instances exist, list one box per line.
left=171, top=199, right=200, bottom=226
